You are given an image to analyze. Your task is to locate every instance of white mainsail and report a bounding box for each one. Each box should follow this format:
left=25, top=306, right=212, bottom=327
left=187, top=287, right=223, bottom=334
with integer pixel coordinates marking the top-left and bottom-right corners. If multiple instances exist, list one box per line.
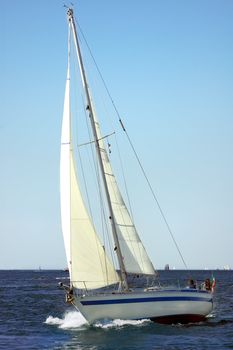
left=60, top=24, right=119, bottom=289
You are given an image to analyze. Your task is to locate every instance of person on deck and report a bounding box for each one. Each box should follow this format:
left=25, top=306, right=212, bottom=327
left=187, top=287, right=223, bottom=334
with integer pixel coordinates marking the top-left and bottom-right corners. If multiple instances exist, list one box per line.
left=188, top=279, right=196, bottom=289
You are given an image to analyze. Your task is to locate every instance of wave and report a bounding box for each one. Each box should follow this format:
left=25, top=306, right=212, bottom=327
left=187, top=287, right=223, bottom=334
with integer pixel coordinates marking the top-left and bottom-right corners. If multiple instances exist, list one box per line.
left=45, top=311, right=150, bottom=330
left=45, top=311, right=87, bottom=329
left=94, top=318, right=150, bottom=329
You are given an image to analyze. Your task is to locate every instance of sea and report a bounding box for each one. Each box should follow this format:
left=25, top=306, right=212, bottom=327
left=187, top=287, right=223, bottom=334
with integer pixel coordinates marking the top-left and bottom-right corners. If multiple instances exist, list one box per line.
left=0, top=270, right=232, bottom=350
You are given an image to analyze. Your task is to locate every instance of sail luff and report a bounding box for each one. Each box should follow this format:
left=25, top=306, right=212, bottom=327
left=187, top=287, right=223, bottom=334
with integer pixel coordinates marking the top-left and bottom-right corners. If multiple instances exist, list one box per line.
left=60, top=22, right=72, bottom=277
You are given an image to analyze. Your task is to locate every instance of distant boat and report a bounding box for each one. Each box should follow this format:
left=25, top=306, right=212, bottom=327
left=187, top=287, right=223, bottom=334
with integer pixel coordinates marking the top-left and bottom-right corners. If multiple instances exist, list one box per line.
left=34, top=266, right=42, bottom=273
left=59, top=7, right=214, bottom=324
left=164, top=264, right=170, bottom=271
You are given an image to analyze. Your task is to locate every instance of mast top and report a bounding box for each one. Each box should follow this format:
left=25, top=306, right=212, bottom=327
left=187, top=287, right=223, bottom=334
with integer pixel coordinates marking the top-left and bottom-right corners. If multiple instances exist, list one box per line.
left=67, top=8, right=74, bottom=21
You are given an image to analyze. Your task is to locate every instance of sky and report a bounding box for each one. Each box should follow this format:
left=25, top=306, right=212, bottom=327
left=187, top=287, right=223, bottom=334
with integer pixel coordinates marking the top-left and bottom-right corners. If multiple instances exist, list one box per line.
left=1, top=0, right=233, bottom=270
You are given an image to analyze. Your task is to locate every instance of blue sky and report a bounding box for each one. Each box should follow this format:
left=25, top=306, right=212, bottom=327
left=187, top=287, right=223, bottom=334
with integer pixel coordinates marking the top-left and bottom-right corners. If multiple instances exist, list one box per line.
left=1, top=0, right=233, bottom=270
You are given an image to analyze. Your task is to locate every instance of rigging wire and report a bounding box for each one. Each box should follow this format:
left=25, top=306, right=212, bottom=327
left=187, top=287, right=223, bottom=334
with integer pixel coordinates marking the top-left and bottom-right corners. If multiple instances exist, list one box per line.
left=81, top=67, right=147, bottom=272
left=72, top=40, right=118, bottom=277
left=113, top=133, right=135, bottom=223
left=84, top=99, right=117, bottom=268
left=76, top=19, right=188, bottom=270
left=73, top=25, right=119, bottom=271
left=83, top=46, right=136, bottom=228
left=81, top=94, right=119, bottom=271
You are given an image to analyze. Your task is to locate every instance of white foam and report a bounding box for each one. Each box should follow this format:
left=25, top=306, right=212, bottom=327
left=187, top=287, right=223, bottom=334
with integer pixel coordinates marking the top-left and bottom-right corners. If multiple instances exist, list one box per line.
left=94, top=318, right=150, bottom=329
left=45, top=311, right=87, bottom=329
left=45, top=310, right=150, bottom=330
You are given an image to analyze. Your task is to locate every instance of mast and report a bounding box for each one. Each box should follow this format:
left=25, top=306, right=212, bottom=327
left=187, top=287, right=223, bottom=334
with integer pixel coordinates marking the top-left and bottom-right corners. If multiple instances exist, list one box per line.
left=67, top=8, right=128, bottom=290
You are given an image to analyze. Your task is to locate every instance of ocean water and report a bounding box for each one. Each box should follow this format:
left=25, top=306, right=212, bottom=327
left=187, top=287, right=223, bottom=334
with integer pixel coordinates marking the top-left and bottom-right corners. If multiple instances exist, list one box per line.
left=0, top=270, right=232, bottom=350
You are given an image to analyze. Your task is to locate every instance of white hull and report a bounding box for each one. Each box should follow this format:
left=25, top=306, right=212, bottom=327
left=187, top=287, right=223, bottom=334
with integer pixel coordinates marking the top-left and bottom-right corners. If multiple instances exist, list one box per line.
left=72, top=288, right=213, bottom=324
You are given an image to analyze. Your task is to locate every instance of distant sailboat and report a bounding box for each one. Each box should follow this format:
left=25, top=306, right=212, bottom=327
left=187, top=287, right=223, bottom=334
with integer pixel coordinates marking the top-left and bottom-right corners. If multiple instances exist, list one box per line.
left=34, top=266, right=42, bottom=273
left=59, top=8, right=214, bottom=324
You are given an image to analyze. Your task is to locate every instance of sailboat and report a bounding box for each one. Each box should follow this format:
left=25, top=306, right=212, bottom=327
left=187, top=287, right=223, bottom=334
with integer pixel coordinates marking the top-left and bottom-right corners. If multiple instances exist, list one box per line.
left=59, top=8, right=213, bottom=324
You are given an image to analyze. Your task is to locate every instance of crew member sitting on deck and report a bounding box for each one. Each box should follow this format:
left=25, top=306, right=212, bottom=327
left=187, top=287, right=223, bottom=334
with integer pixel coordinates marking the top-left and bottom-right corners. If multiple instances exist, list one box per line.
left=188, top=279, right=196, bottom=289
left=204, top=278, right=211, bottom=291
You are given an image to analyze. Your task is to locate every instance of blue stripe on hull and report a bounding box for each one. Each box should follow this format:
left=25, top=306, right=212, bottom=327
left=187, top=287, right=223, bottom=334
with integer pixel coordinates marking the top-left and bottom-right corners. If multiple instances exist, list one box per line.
left=81, top=296, right=212, bottom=306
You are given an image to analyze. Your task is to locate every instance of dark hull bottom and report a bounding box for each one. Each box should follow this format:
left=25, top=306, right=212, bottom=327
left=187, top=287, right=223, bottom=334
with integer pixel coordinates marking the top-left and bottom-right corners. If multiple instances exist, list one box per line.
left=150, top=314, right=206, bottom=324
